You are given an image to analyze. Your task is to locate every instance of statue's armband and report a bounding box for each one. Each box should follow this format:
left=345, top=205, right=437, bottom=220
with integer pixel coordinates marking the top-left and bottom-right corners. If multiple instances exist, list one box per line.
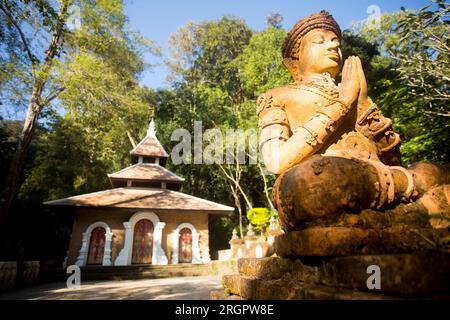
left=256, top=92, right=352, bottom=172
left=294, top=99, right=350, bottom=148
left=257, top=93, right=291, bottom=149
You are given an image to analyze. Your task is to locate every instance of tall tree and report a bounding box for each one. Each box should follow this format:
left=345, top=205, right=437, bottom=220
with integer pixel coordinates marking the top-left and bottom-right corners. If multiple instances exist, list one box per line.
left=0, top=0, right=71, bottom=223
left=266, top=12, right=283, bottom=29
left=0, top=0, right=157, bottom=223
left=164, top=16, right=257, bottom=236
left=351, top=2, right=450, bottom=164
left=395, top=1, right=449, bottom=117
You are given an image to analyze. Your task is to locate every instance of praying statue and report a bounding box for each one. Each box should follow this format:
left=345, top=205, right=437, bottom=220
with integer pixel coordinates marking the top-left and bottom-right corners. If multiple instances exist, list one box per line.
left=257, top=11, right=449, bottom=231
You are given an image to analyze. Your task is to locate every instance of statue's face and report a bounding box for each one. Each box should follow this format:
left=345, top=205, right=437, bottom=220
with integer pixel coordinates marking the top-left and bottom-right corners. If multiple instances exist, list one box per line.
left=297, top=28, right=342, bottom=78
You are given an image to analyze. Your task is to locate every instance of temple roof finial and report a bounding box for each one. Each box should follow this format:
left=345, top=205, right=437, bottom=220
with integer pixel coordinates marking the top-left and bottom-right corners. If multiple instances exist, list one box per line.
left=130, top=117, right=168, bottom=159
left=147, top=118, right=156, bottom=137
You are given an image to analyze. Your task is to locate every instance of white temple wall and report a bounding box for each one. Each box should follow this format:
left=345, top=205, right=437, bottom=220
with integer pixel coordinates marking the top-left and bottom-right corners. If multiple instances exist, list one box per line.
left=67, top=209, right=211, bottom=266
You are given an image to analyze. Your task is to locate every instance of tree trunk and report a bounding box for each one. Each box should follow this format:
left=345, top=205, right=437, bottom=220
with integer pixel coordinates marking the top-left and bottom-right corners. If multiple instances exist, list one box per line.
left=237, top=204, right=243, bottom=239
left=258, top=161, right=274, bottom=210
left=126, top=130, right=137, bottom=148
left=0, top=1, right=70, bottom=224
left=0, top=92, right=42, bottom=223
left=232, top=192, right=244, bottom=239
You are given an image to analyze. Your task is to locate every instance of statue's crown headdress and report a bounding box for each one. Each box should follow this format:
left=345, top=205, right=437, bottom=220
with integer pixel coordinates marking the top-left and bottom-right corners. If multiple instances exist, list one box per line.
left=282, top=10, right=341, bottom=62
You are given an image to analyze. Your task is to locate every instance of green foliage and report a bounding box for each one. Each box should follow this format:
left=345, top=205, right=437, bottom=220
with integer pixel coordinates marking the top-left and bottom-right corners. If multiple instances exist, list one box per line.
left=0, top=0, right=157, bottom=262
left=235, top=26, right=291, bottom=97
left=57, top=52, right=151, bottom=170
left=194, top=16, right=253, bottom=102
left=0, top=0, right=50, bottom=114
left=50, top=0, right=157, bottom=174
left=394, top=1, right=449, bottom=116
left=0, top=120, right=22, bottom=186
left=350, top=3, right=450, bottom=164
left=246, top=207, right=271, bottom=232
left=18, top=116, right=111, bottom=202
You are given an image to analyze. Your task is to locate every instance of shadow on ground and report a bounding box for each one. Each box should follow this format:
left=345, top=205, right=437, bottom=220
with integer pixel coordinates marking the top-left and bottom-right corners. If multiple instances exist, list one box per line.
left=0, top=276, right=222, bottom=300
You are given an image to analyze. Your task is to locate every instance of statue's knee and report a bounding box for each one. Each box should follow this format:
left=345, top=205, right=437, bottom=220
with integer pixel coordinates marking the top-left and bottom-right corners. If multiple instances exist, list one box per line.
left=274, top=156, right=379, bottom=230
left=407, top=162, right=450, bottom=197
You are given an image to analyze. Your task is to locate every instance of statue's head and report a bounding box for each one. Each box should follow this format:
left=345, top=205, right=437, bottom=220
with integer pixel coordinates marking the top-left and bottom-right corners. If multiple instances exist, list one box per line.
left=282, top=11, right=342, bottom=82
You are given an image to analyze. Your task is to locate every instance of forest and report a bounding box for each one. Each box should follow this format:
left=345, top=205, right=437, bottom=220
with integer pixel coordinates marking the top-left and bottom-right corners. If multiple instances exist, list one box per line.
left=0, top=0, right=448, bottom=269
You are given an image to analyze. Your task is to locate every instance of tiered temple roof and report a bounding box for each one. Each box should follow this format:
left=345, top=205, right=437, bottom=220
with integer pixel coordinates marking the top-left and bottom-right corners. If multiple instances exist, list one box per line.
left=108, top=163, right=184, bottom=185
left=130, top=120, right=169, bottom=159
left=45, top=119, right=234, bottom=214
left=107, top=119, right=181, bottom=190
left=45, top=187, right=232, bottom=213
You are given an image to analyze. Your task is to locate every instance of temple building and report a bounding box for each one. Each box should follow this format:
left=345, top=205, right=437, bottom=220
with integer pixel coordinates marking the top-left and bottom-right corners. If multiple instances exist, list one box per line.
left=45, top=120, right=234, bottom=267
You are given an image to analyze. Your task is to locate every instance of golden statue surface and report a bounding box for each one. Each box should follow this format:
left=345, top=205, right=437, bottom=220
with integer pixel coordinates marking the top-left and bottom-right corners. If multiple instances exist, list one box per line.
left=211, top=11, right=450, bottom=300
left=215, top=11, right=450, bottom=301
left=257, top=11, right=449, bottom=231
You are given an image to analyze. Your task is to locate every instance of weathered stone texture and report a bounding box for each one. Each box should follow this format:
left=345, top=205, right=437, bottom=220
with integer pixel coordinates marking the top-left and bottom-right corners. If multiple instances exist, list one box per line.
left=210, top=290, right=243, bottom=300
left=227, top=253, right=450, bottom=299
left=326, top=252, right=450, bottom=296
left=222, top=273, right=393, bottom=300
left=274, top=227, right=384, bottom=256
left=237, top=257, right=320, bottom=283
left=274, top=226, right=444, bottom=257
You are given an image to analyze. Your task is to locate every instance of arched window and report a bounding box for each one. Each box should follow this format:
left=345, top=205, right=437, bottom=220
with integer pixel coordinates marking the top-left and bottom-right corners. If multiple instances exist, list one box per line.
left=76, top=222, right=113, bottom=267
left=87, top=227, right=106, bottom=265
left=178, top=228, right=193, bottom=263
left=115, top=211, right=168, bottom=266
left=171, top=223, right=203, bottom=264
left=132, top=219, right=154, bottom=264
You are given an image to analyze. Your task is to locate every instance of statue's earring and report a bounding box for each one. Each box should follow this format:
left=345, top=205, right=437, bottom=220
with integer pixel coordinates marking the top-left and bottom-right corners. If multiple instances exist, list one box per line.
left=283, top=57, right=302, bottom=83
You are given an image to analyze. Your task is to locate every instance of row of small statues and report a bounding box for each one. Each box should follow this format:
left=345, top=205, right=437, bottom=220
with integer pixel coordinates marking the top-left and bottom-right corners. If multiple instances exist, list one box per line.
left=218, top=218, right=283, bottom=260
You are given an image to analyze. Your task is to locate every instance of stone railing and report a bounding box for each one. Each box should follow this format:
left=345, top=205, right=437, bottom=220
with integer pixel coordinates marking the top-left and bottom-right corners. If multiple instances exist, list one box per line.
left=219, top=220, right=284, bottom=261
left=0, top=261, right=41, bottom=291
left=19, top=261, right=40, bottom=286
left=0, top=262, right=17, bottom=291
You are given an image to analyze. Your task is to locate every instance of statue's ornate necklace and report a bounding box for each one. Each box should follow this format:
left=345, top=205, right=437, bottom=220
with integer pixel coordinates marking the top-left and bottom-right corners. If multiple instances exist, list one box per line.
left=288, top=73, right=340, bottom=99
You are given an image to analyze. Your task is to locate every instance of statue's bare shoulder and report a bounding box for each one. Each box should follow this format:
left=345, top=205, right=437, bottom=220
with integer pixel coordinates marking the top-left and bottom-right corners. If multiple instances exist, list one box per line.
left=258, top=85, right=329, bottom=132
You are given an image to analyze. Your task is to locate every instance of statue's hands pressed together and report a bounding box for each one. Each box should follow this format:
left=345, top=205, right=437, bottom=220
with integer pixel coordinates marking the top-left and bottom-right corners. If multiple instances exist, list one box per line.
left=354, top=56, right=374, bottom=114
left=338, top=56, right=361, bottom=107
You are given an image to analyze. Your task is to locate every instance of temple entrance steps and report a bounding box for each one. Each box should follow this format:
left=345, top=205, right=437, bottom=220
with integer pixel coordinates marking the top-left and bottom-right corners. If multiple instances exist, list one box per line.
left=50, top=260, right=237, bottom=282
left=51, top=263, right=210, bottom=281
left=80, top=264, right=211, bottom=281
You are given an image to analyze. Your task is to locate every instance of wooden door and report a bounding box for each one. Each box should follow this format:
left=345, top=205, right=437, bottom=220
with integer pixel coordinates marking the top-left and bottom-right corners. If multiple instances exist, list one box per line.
left=132, top=219, right=154, bottom=264
left=87, top=227, right=106, bottom=265
left=178, top=228, right=193, bottom=263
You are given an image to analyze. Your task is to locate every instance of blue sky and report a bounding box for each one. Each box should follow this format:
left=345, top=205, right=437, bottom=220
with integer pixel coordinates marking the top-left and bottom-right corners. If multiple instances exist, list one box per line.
left=124, top=0, right=431, bottom=89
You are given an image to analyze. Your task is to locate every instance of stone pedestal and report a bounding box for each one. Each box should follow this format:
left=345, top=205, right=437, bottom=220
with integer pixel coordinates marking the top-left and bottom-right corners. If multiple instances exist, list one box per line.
left=212, top=223, right=450, bottom=300
left=274, top=226, right=446, bottom=256
left=212, top=252, right=450, bottom=300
